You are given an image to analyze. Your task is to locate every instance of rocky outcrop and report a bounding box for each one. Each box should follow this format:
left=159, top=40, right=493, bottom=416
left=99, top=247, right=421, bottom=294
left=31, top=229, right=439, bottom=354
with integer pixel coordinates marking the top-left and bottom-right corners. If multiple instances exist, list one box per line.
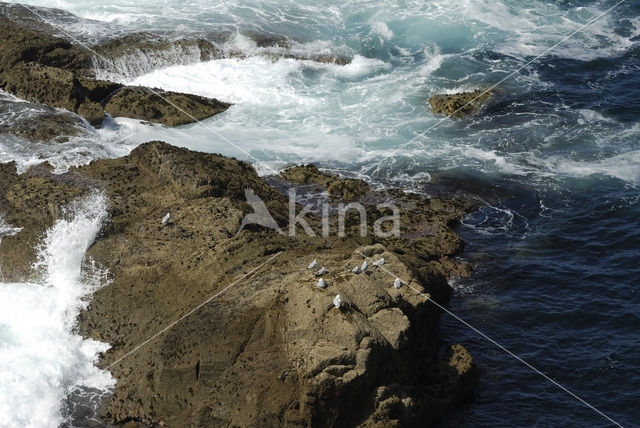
left=0, top=142, right=478, bottom=426
left=94, top=32, right=223, bottom=63
left=0, top=62, right=107, bottom=125
left=91, top=30, right=350, bottom=81
left=104, top=86, right=231, bottom=126
left=429, top=89, right=493, bottom=118
left=0, top=2, right=352, bottom=135
left=0, top=9, right=230, bottom=130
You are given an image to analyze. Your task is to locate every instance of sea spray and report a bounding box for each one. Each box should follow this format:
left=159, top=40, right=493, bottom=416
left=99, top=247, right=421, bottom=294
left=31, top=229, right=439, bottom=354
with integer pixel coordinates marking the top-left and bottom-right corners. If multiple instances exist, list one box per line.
left=0, top=215, right=22, bottom=277
left=0, top=215, right=22, bottom=245
left=0, top=192, right=114, bottom=427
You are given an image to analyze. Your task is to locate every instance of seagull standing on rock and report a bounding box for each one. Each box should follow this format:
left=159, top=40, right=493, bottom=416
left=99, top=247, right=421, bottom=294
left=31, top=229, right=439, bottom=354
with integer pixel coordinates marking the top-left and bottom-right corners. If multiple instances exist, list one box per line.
left=373, top=258, right=385, bottom=267
left=161, top=212, right=171, bottom=225
left=315, top=267, right=328, bottom=276
left=333, top=294, right=342, bottom=309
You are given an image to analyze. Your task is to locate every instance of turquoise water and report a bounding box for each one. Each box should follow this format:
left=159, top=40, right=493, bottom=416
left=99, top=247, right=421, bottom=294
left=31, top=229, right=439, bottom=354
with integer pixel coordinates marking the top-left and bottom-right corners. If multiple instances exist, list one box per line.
left=1, top=0, right=639, bottom=426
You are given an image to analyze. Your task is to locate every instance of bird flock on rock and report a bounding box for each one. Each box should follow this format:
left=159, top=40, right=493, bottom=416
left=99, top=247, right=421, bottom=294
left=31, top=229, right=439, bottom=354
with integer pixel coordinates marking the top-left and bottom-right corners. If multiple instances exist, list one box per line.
left=307, top=255, right=402, bottom=309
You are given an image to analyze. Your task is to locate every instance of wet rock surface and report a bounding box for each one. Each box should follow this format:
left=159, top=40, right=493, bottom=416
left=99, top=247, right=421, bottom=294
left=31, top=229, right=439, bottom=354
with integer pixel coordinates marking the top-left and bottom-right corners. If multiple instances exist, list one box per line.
left=90, top=32, right=225, bottom=80
left=104, top=86, right=231, bottom=126
left=0, top=5, right=230, bottom=130
left=280, top=164, right=370, bottom=200
left=0, top=94, right=89, bottom=142
left=0, top=2, right=351, bottom=136
left=429, top=89, right=494, bottom=118
left=0, top=142, right=478, bottom=427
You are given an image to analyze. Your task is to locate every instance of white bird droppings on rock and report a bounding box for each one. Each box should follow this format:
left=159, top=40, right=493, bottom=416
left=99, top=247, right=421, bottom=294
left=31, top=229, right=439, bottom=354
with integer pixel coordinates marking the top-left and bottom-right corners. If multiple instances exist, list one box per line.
left=333, top=294, right=342, bottom=309
left=394, top=278, right=402, bottom=289
left=308, top=260, right=318, bottom=269
left=161, top=212, right=170, bottom=225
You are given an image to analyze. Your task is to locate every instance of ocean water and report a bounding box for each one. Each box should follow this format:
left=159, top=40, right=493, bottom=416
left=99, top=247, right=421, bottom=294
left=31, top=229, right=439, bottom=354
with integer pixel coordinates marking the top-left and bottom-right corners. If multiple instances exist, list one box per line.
left=0, top=0, right=639, bottom=426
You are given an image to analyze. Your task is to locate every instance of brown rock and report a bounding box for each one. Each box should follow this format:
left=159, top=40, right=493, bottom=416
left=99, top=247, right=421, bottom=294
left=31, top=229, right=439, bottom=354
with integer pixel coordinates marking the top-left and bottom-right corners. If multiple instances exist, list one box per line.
left=312, top=54, right=350, bottom=65
left=1, top=62, right=79, bottom=112
left=0, top=110, right=87, bottom=142
left=0, top=12, right=92, bottom=76
left=77, top=101, right=105, bottom=127
left=0, top=10, right=231, bottom=129
left=429, top=89, right=493, bottom=118
left=280, top=164, right=369, bottom=200
left=0, top=149, right=477, bottom=426
left=104, top=86, right=231, bottom=126
left=78, top=78, right=123, bottom=103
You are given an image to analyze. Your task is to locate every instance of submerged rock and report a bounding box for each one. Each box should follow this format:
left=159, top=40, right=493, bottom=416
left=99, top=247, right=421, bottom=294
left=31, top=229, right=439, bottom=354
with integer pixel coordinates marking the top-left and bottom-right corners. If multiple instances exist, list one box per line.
left=0, top=142, right=478, bottom=427
left=429, top=89, right=494, bottom=118
left=1, top=110, right=87, bottom=142
left=0, top=94, right=89, bottom=142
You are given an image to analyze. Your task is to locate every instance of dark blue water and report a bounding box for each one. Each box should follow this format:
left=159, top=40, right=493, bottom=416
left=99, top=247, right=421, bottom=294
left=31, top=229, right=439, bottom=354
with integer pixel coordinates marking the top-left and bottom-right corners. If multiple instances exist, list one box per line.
left=434, top=27, right=640, bottom=426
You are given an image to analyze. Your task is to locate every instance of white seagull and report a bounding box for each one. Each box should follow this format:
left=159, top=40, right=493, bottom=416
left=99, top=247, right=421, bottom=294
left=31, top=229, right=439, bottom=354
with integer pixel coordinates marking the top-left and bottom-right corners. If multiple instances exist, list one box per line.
left=372, top=258, right=385, bottom=267
left=333, top=294, right=342, bottom=309
left=308, top=260, right=318, bottom=269
left=315, top=267, right=328, bottom=276
left=361, top=261, right=368, bottom=272
left=317, top=278, right=327, bottom=288
left=161, top=212, right=171, bottom=225
left=394, top=278, right=402, bottom=289
left=352, top=266, right=360, bottom=274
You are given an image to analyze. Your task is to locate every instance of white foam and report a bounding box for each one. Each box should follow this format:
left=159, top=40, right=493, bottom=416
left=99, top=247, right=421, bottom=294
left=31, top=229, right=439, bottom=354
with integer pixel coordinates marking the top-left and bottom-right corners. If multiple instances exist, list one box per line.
left=130, top=55, right=309, bottom=105
left=0, top=216, right=22, bottom=247
left=464, top=0, right=636, bottom=61
left=4, top=0, right=638, bottom=190
left=0, top=192, right=114, bottom=427
left=0, top=131, right=135, bottom=174
left=419, top=44, right=445, bottom=75
left=93, top=42, right=206, bottom=81
left=542, top=151, right=640, bottom=185
left=316, top=55, right=390, bottom=79
left=577, top=109, right=617, bottom=124
left=371, top=21, right=394, bottom=41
